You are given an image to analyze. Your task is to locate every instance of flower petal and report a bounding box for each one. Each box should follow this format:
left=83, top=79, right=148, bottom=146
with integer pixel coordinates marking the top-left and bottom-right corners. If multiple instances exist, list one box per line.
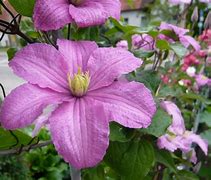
left=157, top=135, right=178, bottom=152
left=87, top=0, right=121, bottom=20
left=88, top=81, right=156, bottom=128
left=57, top=39, right=98, bottom=74
left=88, top=48, right=142, bottom=91
left=9, top=43, right=69, bottom=93
left=69, top=2, right=107, bottom=27
left=160, top=101, right=186, bottom=135
left=33, top=0, right=73, bottom=31
left=32, top=104, right=58, bottom=137
left=49, top=98, right=109, bottom=169
left=187, top=133, right=208, bottom=155
left=0, top=84, right=68, bottom=130
left=180, top=36, right=201, bottom=51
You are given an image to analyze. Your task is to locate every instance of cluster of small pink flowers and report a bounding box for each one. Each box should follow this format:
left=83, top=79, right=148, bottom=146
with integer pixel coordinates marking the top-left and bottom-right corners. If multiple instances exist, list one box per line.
left=199, top=29, right=211, bottom=46
left=181, top=54, right=200, bottom=71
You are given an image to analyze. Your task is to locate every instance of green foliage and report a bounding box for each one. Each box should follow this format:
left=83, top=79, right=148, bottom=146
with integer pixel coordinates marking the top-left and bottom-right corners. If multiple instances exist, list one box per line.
left=201, top=129, right=211, bottom=145
left=8, top=0, right=35, bottom=17
left=156, top=39, right=170, bottom=50
left=170, top=43, right=188, bottom=58
left=155, top=149, right=177, bottom=173
left=0, top=155, right=30, bottom=180
left=0, top=127, right=37, bottom=150
left=200, top=111, right=211, bottom=127
left=104, top=139, right=155, bottom=180
left=25, top=145, right=69, bottom=180
left=7, top=48, right=17, bottom=61
left=140, top=108, right=172, bottom=137
left=128, top=70, right=161, bottom=94
left=175, top=170, right=199, bottom=180
left=109, top=122, right=135, bottom=142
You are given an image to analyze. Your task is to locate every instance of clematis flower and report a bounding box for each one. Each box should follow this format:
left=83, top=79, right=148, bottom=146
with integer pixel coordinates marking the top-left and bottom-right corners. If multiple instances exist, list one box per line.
left=0, top=40, right=156, bottom=169
left=33, top=0, right=121, bottom=31
left=157, top=101, right=208, bottom=163
left=132, top=34, right=155, bottom=51
left=159, top=22, right=200, bottom=51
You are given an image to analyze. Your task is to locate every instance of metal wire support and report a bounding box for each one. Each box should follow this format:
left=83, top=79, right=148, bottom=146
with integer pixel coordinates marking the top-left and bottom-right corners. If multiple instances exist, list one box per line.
left=0, top=0, right=34, bottom=43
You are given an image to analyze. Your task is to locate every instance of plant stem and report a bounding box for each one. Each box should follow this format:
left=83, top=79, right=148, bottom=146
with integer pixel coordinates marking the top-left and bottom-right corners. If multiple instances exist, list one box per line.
left=70, top=165, right=81, bottom=180
left=0, top=140, right=52, bottom=155
left=67, top=24, right=71, bottom=40
left=17, top=30, right=34, bottom=44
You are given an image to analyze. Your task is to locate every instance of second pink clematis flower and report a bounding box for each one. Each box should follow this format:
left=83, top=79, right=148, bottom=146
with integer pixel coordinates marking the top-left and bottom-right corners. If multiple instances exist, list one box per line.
left=0, top=40, right=156, bottom=169
left=159, top=22, right=200, bottom=51
left=33, top=0, right=121, bottom=31
left=157, top=101, right=208, bottom=163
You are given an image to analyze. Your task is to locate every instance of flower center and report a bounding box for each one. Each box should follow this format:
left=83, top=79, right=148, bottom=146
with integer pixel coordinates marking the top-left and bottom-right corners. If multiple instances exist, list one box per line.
left=69, top=0, right=84, bottom=6
left=68, top=67, right=90, bottom=97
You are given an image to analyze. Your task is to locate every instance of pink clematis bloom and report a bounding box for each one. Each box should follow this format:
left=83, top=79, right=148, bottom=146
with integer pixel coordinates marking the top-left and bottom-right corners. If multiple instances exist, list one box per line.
left=157, top=101, right=208, bottom=163
left=159, top=22, right=200, bottom=51
left=0, top=40, right=156, bottom=169
left=132, top=34, right=155, bottom=51
left=33, top=0, right=121, bottom=31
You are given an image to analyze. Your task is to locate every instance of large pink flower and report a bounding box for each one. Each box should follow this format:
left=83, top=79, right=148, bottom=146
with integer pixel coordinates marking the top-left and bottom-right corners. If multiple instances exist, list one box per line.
left=159, top=22, right=200, bottom=51
left=157, top=101, right=208, bottom=163
left=0, top=40, right=156, bottom=169
left=33, top=0, right=121, bottom=31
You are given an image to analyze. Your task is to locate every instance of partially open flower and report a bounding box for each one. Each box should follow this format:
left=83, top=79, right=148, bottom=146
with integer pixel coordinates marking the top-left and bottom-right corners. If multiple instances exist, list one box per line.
left=157, top=101, right=208, bottom=163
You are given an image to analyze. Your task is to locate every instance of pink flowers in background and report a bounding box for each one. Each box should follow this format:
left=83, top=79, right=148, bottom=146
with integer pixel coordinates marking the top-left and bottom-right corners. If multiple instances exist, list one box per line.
left=195, top=74, right=210, bottom=87
left=159, top=22, right=200, bottom=51
left=0, top=40, right=156, bottom=169
left=33, top=0, right=121, bottom=31
left=157, top=101, right=208, bottom=163
left=181, top=54, right=200, bottom=71
left=199, top=29, right=211, bottom=46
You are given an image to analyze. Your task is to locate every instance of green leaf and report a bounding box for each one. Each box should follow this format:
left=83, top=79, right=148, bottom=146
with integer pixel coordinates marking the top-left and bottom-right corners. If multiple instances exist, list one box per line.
left=7, top=48, right=17, bottom=61
left=133, top=49, right=155, bottom=58
left=156, top=39, right=170, bottom=50
left=109, top=122, right=135, bottom=142
left=160, top=30, right=178, bottom=41
left=128, top=70, right=161, bottom=93
left=82, top=164, right=106, bottom=180
left=180, top=93, right=211, bottom=104
left=200, top=129, right=211, bottom=145
left=8, top=0, right=35, bottom=17
left=140, top=108, right=172, bottom=137
left=155, top=149, right=177, bottom=173
left=170, top=43, right=187, bottom=58
left=175, top=170, right=199, bottom=180
left=199, top=111, right=211, bottom=127
left=104, top=140, right=155, bottom=180
left=0, top=127, right=35, bottom=150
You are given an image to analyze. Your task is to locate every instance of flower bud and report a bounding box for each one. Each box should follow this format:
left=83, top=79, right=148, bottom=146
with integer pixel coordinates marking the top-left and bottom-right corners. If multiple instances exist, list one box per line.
left=191, top=6, right=199, bottom=23
left=204, top=11, right=211, bottom=29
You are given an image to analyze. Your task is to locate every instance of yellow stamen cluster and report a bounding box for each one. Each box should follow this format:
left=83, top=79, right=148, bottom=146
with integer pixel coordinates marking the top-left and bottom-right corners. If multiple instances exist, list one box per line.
left=70, top=0, right=84, bottom=6
left=68, top=67, right=90, bottom=97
